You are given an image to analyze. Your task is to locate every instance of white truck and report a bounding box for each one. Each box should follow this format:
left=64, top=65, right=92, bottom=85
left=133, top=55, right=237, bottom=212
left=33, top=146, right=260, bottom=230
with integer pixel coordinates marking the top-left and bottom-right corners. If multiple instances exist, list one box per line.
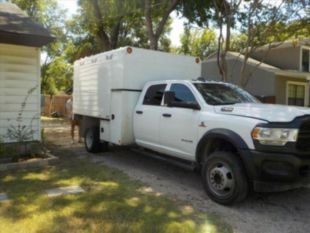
left=73, top=47, right=310, bottom=205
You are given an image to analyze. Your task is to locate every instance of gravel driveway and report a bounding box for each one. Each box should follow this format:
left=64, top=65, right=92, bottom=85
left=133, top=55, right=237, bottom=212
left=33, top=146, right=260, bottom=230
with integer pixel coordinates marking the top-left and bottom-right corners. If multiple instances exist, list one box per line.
left=44, top=119, right=310, bottom=233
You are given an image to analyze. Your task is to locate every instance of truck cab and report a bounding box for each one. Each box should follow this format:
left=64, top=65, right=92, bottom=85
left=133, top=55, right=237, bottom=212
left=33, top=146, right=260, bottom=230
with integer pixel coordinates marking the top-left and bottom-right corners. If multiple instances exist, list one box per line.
left=134, top=80, right=203, bottom=160
left=134, top=79, right=310, bottom=205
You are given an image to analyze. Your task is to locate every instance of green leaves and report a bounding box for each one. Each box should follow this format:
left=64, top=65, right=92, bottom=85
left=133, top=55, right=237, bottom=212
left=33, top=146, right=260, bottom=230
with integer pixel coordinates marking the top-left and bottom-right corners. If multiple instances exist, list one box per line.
left=11, top=0, right=309, bottom=94
left=12, top=0, right=71, bottom=95
left=178, top=27, right=217, bottom=59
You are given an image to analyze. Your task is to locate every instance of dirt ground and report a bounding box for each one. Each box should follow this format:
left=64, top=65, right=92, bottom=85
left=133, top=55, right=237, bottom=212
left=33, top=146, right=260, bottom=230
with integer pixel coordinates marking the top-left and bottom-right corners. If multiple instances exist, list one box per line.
left=43, top=119, right=310, bottom=233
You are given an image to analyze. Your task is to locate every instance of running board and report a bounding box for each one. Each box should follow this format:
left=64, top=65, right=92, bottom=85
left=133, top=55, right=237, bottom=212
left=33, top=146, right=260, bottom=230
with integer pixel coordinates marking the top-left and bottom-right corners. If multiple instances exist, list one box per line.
left=131, top=148, right=197, bottom=171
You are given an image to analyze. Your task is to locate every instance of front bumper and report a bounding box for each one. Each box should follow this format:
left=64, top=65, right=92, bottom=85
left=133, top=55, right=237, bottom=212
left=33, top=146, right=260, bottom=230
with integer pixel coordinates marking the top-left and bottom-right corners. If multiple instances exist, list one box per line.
left=241, top=149, right=310, bottom=192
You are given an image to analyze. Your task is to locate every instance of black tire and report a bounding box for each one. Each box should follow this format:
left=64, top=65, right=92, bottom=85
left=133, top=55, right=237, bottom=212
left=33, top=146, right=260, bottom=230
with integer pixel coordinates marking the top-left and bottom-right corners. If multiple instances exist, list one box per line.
left=202, top=151, right=249, bottom=205
left=101, top=141, right=109, bottom=152
left=84, top=127, right=101, bottom=153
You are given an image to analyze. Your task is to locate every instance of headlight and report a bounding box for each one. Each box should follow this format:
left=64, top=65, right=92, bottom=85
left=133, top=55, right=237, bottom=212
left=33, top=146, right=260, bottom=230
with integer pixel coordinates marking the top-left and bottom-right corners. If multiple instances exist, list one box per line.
left=252, top=127, right=299, bottom=146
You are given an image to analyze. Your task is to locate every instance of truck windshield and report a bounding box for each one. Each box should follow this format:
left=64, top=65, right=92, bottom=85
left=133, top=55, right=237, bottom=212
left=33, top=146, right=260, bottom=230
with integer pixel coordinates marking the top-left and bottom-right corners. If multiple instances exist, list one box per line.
left=194, top=83, right=258, bottom=105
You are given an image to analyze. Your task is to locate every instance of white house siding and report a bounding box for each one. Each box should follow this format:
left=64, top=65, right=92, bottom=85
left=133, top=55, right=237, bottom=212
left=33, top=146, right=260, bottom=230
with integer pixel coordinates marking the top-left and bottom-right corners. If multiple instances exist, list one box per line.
left=0, top=43, right=41, bottom=143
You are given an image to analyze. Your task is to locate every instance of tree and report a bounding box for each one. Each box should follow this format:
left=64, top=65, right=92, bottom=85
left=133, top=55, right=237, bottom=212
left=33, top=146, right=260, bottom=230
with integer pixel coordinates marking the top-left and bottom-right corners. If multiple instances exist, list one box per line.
left=12, top=0, right=71, bottom=95
left=144, top=0, right=181, bottom=50
left=177, top=0, right=212, bottom=28
left=76, top=0, right=152, bottom=52
left=211, top=0, right=309, bottom=85
left=178, top=0, right=234, bottom=80
left=178, top=25, right=191, bottom=55
left=230, top=33, right=248, bottom=52
left=181, top=0, right=308, bottom=85
left=178, top=25, right=217, bottom=59
left=77, top=0, right=121, bottom=51
left=238, top=0, right=309, bottom=87
left=211, top=0, right=243, bottom=82
left=70, top=0, right=173, bottom=57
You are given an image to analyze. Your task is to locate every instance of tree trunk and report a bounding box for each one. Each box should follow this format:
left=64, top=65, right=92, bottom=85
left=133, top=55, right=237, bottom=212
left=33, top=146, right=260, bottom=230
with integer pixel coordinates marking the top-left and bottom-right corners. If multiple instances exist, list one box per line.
left=239, top=52, right=250, bottom=87
left=220, top=51, right=228, bottom=82
left=144, top=0, right=157, bottom=50
left=149, top=35, right=159, bottom=50
left=221, top=12, right=232, bottom=83
left=144, top=0, right=180, bottom=50
left=239, top=0, right=260, bottom=88
left=111, top=17, right=123, bottom=49
left=216, top=22, right=225, bottom=81
left=91, top=0, right=112, bottom=51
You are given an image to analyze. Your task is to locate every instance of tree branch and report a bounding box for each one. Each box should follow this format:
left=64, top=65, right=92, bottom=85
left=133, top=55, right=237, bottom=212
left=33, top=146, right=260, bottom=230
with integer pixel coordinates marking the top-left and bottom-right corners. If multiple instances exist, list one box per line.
left=144, top=0, right=180, bottom=50
left=91, top=0, right=112, bottom=51
left=144, top=0, right=157, bottom=48
left=155, top=0, right=180, bottom=38
left=111, top=17, right=123, bottom=49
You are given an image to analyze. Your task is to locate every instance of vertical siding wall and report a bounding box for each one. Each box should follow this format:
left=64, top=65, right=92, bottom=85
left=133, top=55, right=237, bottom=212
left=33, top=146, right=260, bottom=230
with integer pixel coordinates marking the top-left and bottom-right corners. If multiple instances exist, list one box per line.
left=0, top=43, right=41, bottom=143
left=202, top=59, right=277, bottom=97
left=251, top=47, right=301, bottom=70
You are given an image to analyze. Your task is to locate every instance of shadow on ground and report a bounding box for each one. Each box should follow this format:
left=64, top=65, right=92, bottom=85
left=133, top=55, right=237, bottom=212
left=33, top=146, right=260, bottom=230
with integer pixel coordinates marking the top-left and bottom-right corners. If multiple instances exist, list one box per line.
left=37, top=118, right=310, bottom=233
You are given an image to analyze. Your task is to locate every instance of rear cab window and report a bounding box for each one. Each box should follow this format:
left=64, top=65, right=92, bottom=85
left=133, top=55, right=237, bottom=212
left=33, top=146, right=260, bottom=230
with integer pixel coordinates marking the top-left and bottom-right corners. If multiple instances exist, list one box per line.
left=143, top=84, right=167, bottom=106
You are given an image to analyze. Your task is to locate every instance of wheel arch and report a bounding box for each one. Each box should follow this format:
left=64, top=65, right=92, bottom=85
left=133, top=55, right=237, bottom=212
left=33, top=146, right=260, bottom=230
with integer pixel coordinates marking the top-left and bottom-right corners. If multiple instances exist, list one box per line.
left=77, top=115, right=100, bottom=137
left=196, top=128, right=249, bottom=165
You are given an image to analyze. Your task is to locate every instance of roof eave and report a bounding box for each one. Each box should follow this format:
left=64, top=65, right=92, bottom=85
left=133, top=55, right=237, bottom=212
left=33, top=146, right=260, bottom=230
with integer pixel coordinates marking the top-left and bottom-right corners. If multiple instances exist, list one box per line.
left=0, top=30, right=55, bottom=47
left=275, top=70, right=310, bottom=80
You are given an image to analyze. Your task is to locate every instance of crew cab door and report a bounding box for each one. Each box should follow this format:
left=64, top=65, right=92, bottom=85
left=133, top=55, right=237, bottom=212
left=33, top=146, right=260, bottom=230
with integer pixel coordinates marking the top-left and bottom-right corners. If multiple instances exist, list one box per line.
left=134, top=83, right=167, bottom=150
left=159, top=83, right=200, bottom=160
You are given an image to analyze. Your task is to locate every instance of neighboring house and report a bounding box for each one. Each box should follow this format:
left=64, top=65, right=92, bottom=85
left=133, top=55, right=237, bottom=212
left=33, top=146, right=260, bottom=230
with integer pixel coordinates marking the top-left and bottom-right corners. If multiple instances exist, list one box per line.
left=202, top=38, right=310, bottom=107
left=0, top=2, right=54, bottom=143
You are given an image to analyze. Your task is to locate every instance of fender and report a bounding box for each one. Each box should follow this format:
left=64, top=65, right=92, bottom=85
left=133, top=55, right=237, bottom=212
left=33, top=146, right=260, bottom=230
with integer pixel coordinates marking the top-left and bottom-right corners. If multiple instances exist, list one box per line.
left=196, top=128, right=249, bottom=163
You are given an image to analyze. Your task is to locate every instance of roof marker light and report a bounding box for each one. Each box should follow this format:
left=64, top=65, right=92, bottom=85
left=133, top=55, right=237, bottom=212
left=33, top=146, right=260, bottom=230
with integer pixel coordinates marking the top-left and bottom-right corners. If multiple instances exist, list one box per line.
left=127, top=47, right=133, bottom=54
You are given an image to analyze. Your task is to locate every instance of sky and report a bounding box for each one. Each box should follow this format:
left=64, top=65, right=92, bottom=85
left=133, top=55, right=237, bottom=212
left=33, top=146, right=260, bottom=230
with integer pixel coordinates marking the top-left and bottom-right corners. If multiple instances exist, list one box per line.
left=57, top=0, right=186, bottom=47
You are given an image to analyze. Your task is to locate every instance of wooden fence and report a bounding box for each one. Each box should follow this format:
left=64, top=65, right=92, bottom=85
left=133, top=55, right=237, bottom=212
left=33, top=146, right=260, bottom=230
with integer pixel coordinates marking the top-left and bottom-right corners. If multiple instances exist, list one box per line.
left=41, top=95, right=71, bottom=117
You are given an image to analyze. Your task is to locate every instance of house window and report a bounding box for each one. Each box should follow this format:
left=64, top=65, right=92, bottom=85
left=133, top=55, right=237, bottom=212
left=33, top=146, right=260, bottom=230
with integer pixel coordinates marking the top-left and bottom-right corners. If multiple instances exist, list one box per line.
left=287, top=82, right=308, bottom=107
left=301, top=49, right=310, bottom=72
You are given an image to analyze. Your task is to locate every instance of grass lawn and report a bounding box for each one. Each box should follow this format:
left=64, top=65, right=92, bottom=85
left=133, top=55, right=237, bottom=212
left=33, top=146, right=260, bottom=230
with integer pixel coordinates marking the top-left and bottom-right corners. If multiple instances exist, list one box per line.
left=0, top=146, right=232, bottom=233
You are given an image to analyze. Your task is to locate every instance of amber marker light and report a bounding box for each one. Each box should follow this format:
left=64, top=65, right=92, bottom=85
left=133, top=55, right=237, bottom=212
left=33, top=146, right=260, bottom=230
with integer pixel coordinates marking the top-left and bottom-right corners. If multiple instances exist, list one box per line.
left=251, top=127, right=260, bottom=139
left=127, top=47, right=133, bottom=54
left=195, top=57, right=200, bottom=64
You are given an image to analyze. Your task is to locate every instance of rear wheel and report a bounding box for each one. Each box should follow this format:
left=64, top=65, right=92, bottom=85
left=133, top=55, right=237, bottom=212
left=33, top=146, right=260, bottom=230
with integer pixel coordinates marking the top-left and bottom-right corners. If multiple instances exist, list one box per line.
left=202, top=151, right=249, bottom=205
left=85, top=127, right=101, bottom=153
left=101, top=141, right=109, bottom=152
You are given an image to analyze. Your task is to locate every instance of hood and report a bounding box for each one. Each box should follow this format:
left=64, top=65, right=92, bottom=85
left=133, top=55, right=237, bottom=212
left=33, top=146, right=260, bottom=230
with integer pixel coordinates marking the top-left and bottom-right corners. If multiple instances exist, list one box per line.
left=214, top=103, right=310, bottom=123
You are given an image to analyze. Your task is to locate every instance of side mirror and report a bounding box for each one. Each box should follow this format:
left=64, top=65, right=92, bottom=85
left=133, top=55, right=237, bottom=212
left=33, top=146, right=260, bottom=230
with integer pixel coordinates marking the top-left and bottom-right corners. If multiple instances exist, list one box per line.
left=186, top=102, right=201, bottom=110
left=164, top=91, right=175, bottom=106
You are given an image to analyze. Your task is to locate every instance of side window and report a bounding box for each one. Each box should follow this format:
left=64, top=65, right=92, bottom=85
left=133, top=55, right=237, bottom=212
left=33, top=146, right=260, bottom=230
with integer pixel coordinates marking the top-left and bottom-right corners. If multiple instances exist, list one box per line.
left=170, top=84, right=197, bottom=104
left=143, top=84, right=166, bottom=106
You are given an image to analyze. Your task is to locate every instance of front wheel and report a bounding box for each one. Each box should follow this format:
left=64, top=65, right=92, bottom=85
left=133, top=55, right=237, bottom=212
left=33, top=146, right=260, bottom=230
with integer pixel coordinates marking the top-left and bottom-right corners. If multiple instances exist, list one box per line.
left=85, top=127, right=101, bottom=153
left=202, top=151, right=249, bottom=205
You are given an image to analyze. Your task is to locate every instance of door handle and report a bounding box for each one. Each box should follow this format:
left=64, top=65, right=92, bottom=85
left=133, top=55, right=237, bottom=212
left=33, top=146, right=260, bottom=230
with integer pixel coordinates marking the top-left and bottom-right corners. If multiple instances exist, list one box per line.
left=136, top=110, right=143, bottom=114
left=162, top=113, right=172, bottom=118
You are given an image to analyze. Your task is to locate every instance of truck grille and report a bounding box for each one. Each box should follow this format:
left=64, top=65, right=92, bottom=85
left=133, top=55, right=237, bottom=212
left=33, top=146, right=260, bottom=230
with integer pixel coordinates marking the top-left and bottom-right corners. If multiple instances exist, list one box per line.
left=297, top=121, right=310, bottom=152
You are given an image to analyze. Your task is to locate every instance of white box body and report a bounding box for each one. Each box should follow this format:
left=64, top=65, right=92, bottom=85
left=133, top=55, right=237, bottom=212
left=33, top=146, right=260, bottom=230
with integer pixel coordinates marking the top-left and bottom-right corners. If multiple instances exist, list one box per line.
left=73, top=47, right=201, bottom=145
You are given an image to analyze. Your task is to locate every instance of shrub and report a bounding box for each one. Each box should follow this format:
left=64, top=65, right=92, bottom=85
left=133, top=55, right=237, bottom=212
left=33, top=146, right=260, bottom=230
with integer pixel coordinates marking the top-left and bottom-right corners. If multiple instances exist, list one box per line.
left=7, top=86, right=37, bottom=152
left=4, top=85, right=44, bottom=161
